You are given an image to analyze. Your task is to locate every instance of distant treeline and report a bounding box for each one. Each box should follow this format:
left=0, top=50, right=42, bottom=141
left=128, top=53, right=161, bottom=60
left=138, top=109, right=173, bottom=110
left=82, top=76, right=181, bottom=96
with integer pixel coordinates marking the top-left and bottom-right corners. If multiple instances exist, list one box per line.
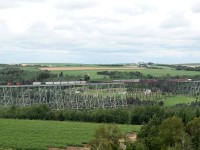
left=175, top=65, right=200, bottom=71
left=0, top=67, right=52, bottom=84
left=97, top=70, right=200, bottom=81
left=156, top=64, right=200, bottom=72
left=155, top=64, right=173, bottom=67
left=23, top=64, right=49, bottom=67
left=0, top=67, right=85, bottom=85
left=97, top=71, right=154, bottom=79
left=0, top=102, right=199, bottom=125
left=147, top=66, right=163, bottom=69
left=0, top=64, right=9, bottom=67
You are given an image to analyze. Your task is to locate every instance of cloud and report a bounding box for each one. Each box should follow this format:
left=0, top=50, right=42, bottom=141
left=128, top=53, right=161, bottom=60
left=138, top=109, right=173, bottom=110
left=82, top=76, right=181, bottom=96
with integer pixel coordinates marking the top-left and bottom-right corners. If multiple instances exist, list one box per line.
left=191, top=2, right=200, bottom=13
left=0, top=0, right=45, bottom=9
left=160, top=12, right=190, bottom=29
left=114, top=3, right=155, bottom=16
left=0, top=0, right=200, bottom=64
left=55, top=0, right=97, bottom=10
left=0, top=20, right=8, bottom=30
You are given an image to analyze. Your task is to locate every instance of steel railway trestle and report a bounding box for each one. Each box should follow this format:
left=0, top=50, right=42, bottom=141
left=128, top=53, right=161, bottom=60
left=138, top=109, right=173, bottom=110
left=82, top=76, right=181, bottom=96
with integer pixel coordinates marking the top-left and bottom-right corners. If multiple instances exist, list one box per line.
left=0, top=81, right=200, bottom=110
left=0, top=83, right=127, bottom=110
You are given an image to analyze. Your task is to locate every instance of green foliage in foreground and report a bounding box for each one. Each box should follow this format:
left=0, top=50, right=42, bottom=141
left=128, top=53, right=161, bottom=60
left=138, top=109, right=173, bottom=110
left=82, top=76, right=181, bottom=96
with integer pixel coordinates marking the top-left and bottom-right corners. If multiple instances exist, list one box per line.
left=90, top=124, right=123, bottom=150
left=0, top=119, right=140, bottom=150
left=130, top=116, right=200, bottom=150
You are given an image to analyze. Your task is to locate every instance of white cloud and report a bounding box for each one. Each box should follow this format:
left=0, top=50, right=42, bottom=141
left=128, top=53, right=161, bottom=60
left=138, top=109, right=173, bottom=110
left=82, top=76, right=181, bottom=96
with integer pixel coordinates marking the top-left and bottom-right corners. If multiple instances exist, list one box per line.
left=114, top=3, right=155, bottom=16
left=55, top=0, right=97, bottom=10
left=0, top=0, right=45, bottom=9
left=191, top=2, right=200, bottom=13
left=160, top=12, right=190, bottom=29
left=0, top=0, right=200, bottom=64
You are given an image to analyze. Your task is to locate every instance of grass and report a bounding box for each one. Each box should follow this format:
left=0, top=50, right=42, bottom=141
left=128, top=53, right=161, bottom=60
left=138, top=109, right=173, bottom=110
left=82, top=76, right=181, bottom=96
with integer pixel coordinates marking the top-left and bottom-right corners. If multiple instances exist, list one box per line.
left=138, top=68, right=200, bottom=76
left=164, top=96, right=196, bottom=106
left=52, top=70, right=111, bottom=80
left=0, top=119, right=141, bottom=150
left=51, top=68, right=200, bottom=80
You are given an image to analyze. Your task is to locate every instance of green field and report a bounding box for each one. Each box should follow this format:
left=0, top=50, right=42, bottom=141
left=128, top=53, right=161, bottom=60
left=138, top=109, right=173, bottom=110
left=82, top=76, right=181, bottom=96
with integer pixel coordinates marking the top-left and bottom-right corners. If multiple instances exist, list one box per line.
left=138, top=68, right=200, bottom=76
left=50, top=68, right=200, bottom=80
left=2, top=63, right=200, bottom=80
left=52, top=69, right=112, bottom=80
left=0, top=119, right=141, bottom=150
left=164, top=96, right=196, bottom=106
left=17, top=67, right=200, bottom=80
left=20, top=63, right=200, bottom=75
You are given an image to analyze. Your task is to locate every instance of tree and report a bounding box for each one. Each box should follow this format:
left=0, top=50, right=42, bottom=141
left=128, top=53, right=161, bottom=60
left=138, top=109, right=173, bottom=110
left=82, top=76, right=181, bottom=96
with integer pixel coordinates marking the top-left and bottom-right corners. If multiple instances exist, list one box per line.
left=186, top=117, right=200, bottom=149
left=90, top=124, right=123, bottom=150
left=59, top=72, right=64, bottom=77
left=137, top=115, right=162, bottom=150
left=159, top=116, right=185, bottom=149
left=84, top=74, right=90, bottom=81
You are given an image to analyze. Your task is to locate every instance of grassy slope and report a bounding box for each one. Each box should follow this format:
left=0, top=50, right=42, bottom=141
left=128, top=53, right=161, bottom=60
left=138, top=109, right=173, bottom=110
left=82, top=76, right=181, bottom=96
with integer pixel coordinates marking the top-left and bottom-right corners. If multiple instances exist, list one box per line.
left=0, top=119, right=141, bottom=150
left=164, top=96, right=196, bottom=106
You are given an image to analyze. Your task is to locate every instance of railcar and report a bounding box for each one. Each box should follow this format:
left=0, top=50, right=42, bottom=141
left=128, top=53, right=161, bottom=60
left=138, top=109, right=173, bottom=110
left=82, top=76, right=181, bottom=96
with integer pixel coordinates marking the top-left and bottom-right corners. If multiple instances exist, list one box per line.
left=32, top=81, right=87, bottom=85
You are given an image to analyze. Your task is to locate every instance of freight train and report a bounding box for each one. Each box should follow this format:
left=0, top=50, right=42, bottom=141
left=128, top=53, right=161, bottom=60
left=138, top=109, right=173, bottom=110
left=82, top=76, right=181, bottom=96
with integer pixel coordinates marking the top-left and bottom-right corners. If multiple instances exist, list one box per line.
left=6, top=81, right=87, bottom=86
left=32, top=81, right=87, bottom=85
left=113, top=78, right=192, bottom=83
left=5, top=78, right=192, bottom=86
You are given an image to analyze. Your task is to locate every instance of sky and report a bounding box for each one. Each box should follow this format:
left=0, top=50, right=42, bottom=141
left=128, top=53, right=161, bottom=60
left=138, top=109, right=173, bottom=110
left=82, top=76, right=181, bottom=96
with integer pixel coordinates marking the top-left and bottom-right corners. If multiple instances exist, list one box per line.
left=0, top=0, right=200, bottom=64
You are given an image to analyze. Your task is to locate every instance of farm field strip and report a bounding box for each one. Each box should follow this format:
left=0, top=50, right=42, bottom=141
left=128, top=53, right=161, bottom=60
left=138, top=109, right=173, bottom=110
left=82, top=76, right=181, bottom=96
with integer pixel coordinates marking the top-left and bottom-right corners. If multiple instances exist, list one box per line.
left=24, top=63, right=100, bottom=67
left=39, top=66, right=143, bottom=71
left=0, top=119, right=141, bottom=150
left=138, top=68, right=200, bottom=76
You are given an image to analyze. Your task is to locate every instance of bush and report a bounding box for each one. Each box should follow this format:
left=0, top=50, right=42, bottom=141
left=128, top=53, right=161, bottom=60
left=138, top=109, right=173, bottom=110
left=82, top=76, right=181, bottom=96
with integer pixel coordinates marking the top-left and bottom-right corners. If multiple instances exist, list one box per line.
left=90, top=124, right=123, bottom=150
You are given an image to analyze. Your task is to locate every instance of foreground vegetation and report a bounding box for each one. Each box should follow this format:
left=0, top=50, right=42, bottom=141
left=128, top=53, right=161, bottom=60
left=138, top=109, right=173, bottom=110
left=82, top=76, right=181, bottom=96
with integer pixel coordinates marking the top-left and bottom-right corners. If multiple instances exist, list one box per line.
left=1, top=116, right=198, bottom=150
left=89, top=117, right=200, bottom=150
left=0, top=119, right=140, bottom=150
left=133, top=116, right=200, bottom=150
left=0, top=101, right=199, bottom=125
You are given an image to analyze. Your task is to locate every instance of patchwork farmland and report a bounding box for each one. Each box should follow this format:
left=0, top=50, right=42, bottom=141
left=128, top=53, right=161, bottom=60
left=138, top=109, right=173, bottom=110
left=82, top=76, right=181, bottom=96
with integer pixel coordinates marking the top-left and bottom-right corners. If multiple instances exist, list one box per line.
left=0, top=63, right=200, bottom=149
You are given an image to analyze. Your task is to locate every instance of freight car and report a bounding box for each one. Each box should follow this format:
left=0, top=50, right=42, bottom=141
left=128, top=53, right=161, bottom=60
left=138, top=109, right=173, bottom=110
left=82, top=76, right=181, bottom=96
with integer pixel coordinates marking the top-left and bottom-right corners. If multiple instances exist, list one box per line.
left=32, top=81, right=87, bottom=85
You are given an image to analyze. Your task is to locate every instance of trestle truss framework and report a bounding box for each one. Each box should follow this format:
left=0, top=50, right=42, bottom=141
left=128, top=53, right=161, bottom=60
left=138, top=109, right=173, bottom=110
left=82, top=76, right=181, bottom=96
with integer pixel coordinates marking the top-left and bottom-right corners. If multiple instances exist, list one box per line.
left=0, top=81, right=199, bottom=109
left=0, top=84, right=127, bottom=110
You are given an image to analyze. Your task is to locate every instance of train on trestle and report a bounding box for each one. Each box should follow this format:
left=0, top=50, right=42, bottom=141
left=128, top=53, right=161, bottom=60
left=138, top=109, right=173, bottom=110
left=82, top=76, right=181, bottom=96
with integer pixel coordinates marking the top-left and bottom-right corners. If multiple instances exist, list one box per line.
left=5, top=78, right=192, bottom=86
left=32, top=81, right=87, bottom=85
left=6, top=81, right=87, bottom=86
left=113, top=78, right=192, bottom=83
